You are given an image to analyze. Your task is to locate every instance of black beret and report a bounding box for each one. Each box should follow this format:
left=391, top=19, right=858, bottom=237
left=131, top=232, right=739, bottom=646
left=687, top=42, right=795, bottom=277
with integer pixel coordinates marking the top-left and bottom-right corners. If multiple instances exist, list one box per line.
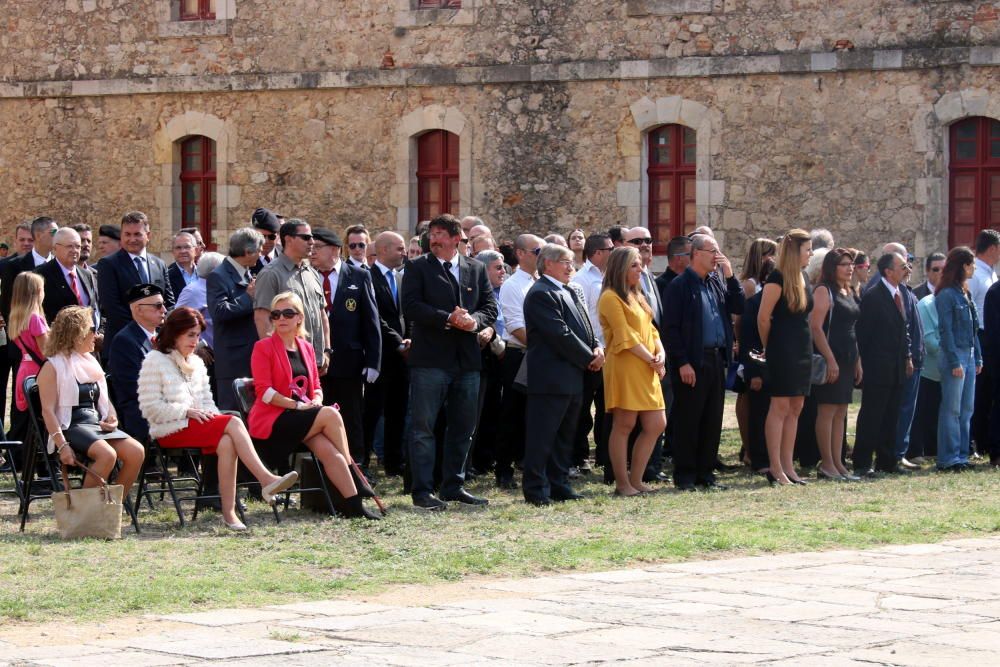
left=312, top=227, right=342, bottom=247
left=251, top=208, right=280, bottom=233
left=98, top=224, right=121, bottom=241
left=125, top=283, right=163, bottom=304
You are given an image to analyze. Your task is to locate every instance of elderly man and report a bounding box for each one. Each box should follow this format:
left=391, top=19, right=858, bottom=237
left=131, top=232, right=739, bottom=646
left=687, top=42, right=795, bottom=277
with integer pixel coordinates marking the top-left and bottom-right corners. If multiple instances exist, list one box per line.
left=471, top=235, right=496, bottom=255
left=862, top=242, right=908, bottom=295
left=496, top=233, right=546, bottom=489
left=208, top=227, right=263, bottom=411
left=98, top=211, right=175, bottom=362
left=469, top=249, right=506, bottom=476
left=810, top=229, right=835, bottom=251
left=344, top=224, right=371, bottom=269
left=401, top=213, right=498, bottom=511
left=522, top=244, right=603, bottom=505
left=253, top=219, right=330, bottom=373
left=36, top=227, right=98, bottom=327
left=854, top=253, right=911, bottom=476
left=167, top=231, right=199, bottom=299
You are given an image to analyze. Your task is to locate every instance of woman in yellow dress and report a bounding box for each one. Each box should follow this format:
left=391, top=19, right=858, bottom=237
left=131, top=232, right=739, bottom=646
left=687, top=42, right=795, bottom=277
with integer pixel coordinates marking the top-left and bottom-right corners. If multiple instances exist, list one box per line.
left=599, top=246, right=667, bottom=496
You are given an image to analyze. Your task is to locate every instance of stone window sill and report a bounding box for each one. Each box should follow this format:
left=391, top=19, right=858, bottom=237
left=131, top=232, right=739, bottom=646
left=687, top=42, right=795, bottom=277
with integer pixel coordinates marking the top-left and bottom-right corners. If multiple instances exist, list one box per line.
left=157, top=19, right=232, bottom=38
left=626, top=0, right=713, bottom=16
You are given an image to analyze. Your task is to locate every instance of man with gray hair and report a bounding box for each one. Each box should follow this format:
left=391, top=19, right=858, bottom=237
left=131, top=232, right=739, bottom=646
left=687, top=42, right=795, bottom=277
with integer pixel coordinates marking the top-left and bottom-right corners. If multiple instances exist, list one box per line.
left=522, top=244, right=603, bottom=505
left=810, top=228, right=835, bottom=251
left=208, top=227, right=263, bottom=411
left=469, top=248, right=507, bottom=475
left=37, top=226, right=98, bottom=327
left=496, top=233, right=546, bottom=488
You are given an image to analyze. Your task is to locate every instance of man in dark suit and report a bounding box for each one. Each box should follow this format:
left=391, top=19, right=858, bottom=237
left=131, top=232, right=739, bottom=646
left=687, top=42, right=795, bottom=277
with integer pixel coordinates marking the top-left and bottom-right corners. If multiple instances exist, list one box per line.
left=311, top=228, right=381, bottom=467
left=664, top=233, right=744, bottom=491
left=108, top=284, right=166, bottom=442
left=522, top=245, right=604, bottom=505
left=344, top=224, right=371, bottom=270
left=364, top=231, right=410, bottom=477
left=913, top=252, right=945, bottom=301
left=36, top=228, right=99, bottom=326
left=0, top=222, right=34, bottom=429
left=401, top=214, right=498, bottom=510
left=98, top=211, right=174, bottom=362
left=208, top=227, right=263, bottom=411
left=91, top=224, right=120, bottom=276
left=166, top=230, right=199, bottom=299
left=854, top=252, right=911, bottom=476
left=251, top=208, right=281, bottom=273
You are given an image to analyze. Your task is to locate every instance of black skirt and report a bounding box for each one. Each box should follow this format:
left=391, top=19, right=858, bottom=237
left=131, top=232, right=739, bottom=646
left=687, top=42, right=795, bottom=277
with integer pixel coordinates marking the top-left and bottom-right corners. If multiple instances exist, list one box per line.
left=253, top=406, right=322, bottom=470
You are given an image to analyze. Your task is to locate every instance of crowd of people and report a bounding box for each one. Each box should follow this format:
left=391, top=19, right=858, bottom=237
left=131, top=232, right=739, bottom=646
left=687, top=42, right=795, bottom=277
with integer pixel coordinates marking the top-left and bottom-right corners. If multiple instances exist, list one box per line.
left=1, top=208, right=996, bottom=528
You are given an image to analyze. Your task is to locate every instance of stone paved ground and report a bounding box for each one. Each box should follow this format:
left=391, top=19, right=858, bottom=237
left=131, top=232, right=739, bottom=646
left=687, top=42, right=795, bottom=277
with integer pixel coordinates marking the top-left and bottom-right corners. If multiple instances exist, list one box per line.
left=4, top=536, right=1000, bottom=665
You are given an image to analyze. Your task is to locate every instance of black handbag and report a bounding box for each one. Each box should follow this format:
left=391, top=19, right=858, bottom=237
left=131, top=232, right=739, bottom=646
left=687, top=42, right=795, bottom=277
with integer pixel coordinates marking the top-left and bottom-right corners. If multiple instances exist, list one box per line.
left=811, top=285, right=835, bottom=386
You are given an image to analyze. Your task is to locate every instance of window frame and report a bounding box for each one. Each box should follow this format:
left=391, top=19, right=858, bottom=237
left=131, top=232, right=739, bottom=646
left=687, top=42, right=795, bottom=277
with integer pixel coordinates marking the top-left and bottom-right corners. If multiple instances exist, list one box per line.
left=416, top=130, right=460, bottom=222
left=179, top=0, right=216, bottom=21
left=948, top=117, right=1000, bottom=248
left=647, top=124, right=697, bottom=253
left=179, top=136, right=217, bottom=249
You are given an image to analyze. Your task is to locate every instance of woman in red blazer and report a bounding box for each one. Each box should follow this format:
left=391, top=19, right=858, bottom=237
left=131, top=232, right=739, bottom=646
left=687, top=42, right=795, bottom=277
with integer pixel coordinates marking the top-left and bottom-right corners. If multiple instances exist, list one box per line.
left=249, top=291, right=380, bottom=520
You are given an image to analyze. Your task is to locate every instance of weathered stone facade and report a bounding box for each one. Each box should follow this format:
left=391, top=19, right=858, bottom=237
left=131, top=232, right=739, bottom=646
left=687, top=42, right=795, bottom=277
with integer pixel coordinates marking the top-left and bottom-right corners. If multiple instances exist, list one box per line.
left=1, top=1, right=999, bottom=265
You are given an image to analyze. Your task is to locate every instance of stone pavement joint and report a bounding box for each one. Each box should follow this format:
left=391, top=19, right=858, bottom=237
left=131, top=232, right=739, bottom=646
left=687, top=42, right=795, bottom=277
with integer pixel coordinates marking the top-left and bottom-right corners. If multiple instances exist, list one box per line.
left=4, top=536, right=1000, bottom=665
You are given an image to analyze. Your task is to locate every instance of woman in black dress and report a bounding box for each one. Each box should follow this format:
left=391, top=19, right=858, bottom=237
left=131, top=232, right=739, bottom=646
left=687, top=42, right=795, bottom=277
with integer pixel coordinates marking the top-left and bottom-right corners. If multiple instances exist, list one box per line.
left=810, top=248, right=862, bottom=481
left=38, top=306, right=144, bottom=495
left=757, top=229, right=813, bottom=486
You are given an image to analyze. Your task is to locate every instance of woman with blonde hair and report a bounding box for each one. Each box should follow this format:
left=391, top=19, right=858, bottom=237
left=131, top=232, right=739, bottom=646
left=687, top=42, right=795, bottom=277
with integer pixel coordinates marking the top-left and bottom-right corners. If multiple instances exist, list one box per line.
left=757, top=229, right=814, bottom=485
left=8, top=272, right=49, bottom=411
left=37, top=306, right=144, bottom=494
left=598, top=246, right=666, bottom=497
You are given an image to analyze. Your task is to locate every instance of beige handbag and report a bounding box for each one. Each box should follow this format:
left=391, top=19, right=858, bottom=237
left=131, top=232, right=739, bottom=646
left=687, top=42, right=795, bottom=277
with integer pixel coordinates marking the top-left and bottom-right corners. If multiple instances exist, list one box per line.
left=52, top=462, right=124, bottom=540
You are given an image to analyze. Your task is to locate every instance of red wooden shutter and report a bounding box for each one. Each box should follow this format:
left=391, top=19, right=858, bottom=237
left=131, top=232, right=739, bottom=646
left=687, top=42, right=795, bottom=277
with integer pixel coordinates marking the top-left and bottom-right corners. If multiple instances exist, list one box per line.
left=648, top=124, right=696, bottom=252
left=949, top=117, right=1000, bottom=247
left=417, top=130, right=460, bottom=222
left=180, top=136, right=217, bottom=249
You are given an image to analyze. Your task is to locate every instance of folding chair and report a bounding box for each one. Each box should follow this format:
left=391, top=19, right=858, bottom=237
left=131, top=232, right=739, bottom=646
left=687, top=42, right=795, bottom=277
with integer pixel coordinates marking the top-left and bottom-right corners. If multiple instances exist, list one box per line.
left=233, top=378, right=336, bottom=520
left=0, top=435, right=27, bottom=507
left=20, top=376, right=139, bottom=533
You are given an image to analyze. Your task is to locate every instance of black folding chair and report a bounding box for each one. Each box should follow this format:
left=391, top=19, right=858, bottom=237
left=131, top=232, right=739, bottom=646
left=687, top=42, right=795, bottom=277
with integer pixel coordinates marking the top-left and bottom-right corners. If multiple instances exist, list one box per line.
left=233, top=378, right=336, bottom=520
left=20, top=376, right=139, bottom=533
left=0, top=435, right=27, bottom=507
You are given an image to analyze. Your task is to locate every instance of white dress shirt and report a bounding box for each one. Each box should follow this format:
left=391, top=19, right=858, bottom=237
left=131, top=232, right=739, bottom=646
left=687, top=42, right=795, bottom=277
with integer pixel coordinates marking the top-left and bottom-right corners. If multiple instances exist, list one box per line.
left=571, top=260, right=605, bottom=345
left=970, top=257, right=997, bottom=330
left=881, top=276, right=901, bottom=302
left=31, top=249, right=50, bottom=267
left=498, top=267, right=536, bottom=348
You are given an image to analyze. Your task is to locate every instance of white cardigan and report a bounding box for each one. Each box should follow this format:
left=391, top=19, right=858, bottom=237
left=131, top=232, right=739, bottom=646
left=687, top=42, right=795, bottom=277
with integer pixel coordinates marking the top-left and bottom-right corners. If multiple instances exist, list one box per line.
left=137, top=350, right=219, bottom=439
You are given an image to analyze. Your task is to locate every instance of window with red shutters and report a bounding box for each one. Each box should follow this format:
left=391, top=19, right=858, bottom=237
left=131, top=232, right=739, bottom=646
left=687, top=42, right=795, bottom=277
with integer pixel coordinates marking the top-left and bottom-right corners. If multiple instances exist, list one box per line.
left=647, top=124, right=696, bottom=252
left=417, top=0, right=463, bottom=8
left=179, top=136, right=217, bottom=248
left=417, top=130, right=460, bottom=222
left=949, top=117, right=1000, bottom=248
left=180, top=0, right=216, bottom=20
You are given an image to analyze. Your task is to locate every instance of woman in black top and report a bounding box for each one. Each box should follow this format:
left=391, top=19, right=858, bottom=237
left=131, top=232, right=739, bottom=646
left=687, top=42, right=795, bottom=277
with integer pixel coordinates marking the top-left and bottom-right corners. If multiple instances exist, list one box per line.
left=757, top=229, right=813, bottom=486
left=810, top=248, right=862, bottom=481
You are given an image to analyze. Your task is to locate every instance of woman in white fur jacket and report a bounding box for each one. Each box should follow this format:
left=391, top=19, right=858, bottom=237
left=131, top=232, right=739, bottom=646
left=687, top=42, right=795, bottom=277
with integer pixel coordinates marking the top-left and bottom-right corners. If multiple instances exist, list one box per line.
left=138, top=307, right=297, bottom=530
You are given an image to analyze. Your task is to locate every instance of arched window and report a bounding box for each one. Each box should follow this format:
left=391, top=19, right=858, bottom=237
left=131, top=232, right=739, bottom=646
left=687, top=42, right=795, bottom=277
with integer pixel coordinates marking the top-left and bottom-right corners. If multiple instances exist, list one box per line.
left=180, top=0, right=216, bottom=20
left=949, top=116, right=1000, bottom=247
left=417, top=130, right=459, bottom=222
left=180, top=136, right=216, bottom=247
left=647, top=124, right=696, bottom=250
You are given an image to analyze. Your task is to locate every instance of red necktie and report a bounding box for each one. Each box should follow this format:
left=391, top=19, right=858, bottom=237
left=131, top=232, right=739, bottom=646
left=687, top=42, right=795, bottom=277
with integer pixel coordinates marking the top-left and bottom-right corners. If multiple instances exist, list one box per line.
left=894, top=291, right=904, bottom=319
left=67, top=270, right=82, bottom=304
left=320, top=268, right=336, bottom=311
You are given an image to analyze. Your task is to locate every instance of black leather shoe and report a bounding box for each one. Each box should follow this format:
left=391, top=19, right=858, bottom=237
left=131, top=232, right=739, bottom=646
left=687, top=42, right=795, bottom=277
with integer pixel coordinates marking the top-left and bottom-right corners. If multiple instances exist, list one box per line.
left=413, top=494, right=447, bottom=511
left=675, top=482, right=697, bottom=492
left=551, top=491, right=583, bottom=502
left=697, top=481, right=729, bottom=491
left=714, top=460, right=740, bottom=472
left=496, top=473, right=518, bottom=489
left=440, top=490, right=489, bottom=506
left=525, top=496, right=552, bottom=506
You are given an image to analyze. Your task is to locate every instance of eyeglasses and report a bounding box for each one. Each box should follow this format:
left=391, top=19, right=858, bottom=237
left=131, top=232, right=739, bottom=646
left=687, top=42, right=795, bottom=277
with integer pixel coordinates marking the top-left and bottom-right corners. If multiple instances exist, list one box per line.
left=460, top=238, right=469, bottom=243
left=269, top=308, right=299, bottom=320
left=929, top=267, right=943, bottom=272
left=49, top=228, right=58, bottom=235
left=856, top=263, right=870, bottom=270
left=290, top=233, right=313, bottom=242
left=348, top=242, right=367, bottom=250
left=596, top=246, right=614, bottom=252
left=837, top=261, right=854, bottom=267
left=173, top=244, right=194, bottom=251
left=555, top=259, right=574, bottom=266
left=672, top=252, right=691, bottom=257
left=137, top=302, right=166, bottom=310
left=531, top=247, right=542, bottom=256
left=907, top=254, right=915, bottom=262
left=627, top=238, right=653, bottom=246
left=56, top=243, right=82, bottom=251
left=262, top=233, right=277, bottom=241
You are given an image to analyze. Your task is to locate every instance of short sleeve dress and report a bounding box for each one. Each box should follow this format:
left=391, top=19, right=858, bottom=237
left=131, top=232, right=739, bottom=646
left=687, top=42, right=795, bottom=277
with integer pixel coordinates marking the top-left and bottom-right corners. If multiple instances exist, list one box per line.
left=763, top=269, right=814, bottom=397
left=598, top=290, right=665, bottom=412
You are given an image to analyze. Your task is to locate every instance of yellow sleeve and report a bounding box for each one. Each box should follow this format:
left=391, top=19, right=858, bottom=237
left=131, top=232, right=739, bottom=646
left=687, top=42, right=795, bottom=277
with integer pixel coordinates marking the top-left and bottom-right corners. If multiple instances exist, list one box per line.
left=599, top=291, right=643, bottom=354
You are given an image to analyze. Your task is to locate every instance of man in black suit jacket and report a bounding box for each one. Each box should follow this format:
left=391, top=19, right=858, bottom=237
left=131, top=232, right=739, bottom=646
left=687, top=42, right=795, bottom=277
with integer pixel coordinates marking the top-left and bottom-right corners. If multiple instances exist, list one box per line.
left=0, top=222, right=35, bottom=429
left=913, top=252, right=945, bottom=301
left=364, top=231, right=410, bottom=476
left=208, top=228, right=263, bottom=411
left=522, top=245, right=604, bottom=505
left=854, top=252, right=911, bottom=475
left=166, top=231, right=199, bottom=299
left=98, top=212, right=174, bottom=362
left=311, top=228, right=381, bottom=466
left=653, top=235, right=693, bottom=464
left=37, top=228, right=99, bottom=327
left=401, top=214, right=498, bottom=510
left=108, top=284, right=166, bottom=442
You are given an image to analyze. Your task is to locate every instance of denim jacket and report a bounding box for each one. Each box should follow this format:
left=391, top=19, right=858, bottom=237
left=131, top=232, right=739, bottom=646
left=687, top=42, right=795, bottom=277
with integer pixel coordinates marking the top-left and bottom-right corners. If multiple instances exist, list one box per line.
left=935, top=286, right=982, bottom=370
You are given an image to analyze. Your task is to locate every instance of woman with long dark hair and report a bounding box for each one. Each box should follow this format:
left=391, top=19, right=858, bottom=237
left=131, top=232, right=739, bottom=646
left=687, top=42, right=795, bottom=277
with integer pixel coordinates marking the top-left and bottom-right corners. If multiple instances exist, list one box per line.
left=810, top=248, right=862, bottom=480
left=935, top=247, right=982, bottom=472
left=757, top=229, right=813, bottom=485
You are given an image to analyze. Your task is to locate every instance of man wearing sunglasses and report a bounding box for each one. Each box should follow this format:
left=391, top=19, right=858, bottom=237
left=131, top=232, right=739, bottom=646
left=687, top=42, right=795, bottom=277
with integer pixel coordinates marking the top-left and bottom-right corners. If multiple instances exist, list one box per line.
left=253, top=219, right=330, bottom=375
left=913, top=253, right=945, bottom=300
left=251, top=207, right=281, bottom=272
left=344, top=224, right=370, bottom=270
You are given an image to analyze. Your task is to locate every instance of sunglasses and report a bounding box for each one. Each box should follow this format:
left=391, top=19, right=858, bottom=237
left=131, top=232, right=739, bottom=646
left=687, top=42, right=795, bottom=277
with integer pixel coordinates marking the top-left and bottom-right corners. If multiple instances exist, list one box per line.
left=290, top=233, right=313, bottom=242
left=460, top=238, right=469, bottom=243
left=628, top=238, right=653, bottom=246
left=531, top=247, right=542, bottom=256
left=269, top=308, right=299, bottom=321
left=348, top=242, right=367, bottom=250
left=262, top=233, right=277, bottom=241
left=137, top=302, right=166, bottom=310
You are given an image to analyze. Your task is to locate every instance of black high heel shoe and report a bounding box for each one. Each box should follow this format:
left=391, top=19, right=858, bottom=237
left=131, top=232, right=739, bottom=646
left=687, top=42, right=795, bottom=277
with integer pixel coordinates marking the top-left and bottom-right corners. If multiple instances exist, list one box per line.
left=765, top=471, right=779, bottom=486
left=789, top=477, right=808, bottom=485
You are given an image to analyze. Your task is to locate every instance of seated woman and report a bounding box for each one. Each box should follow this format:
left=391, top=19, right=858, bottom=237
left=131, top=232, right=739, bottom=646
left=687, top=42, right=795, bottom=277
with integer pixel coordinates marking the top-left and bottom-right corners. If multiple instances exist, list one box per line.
left=138, top=307, right=298, bottom=531
left=249, top=292, right=380, bottom=520
left=38, top=306, right=144, bottom=495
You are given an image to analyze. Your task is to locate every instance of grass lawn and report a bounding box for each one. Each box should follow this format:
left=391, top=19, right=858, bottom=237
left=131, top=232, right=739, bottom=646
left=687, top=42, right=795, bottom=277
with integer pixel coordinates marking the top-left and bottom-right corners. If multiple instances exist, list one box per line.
left=1, top=396, right=999, bottom=624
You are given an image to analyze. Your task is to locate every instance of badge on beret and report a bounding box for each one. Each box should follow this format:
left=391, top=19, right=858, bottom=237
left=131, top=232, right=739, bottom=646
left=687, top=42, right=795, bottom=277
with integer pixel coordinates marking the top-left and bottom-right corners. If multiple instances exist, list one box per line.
left=345, top=298, right=357, bottom=312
